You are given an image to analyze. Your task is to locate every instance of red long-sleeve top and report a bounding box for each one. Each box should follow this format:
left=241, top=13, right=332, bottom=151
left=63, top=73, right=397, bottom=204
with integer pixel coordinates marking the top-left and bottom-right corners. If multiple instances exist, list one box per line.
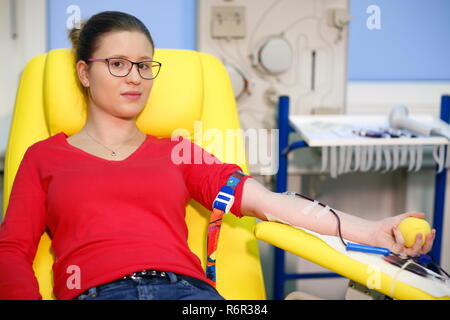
left=0, top=132, right=249, bottom=300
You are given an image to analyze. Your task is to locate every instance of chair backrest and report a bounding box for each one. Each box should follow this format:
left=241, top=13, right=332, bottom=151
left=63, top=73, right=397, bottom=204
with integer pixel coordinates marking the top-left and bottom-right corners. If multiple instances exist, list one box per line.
left=2, top=48, right=266, bottom=299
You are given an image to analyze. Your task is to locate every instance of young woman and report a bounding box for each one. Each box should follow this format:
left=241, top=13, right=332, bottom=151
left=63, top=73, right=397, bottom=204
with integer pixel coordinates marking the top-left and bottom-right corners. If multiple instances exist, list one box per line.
left=0, top=11, right=435, bottom=300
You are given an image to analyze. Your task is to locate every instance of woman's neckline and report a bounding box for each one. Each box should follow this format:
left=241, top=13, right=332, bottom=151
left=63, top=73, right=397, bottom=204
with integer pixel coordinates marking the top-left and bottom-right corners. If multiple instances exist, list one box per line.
left=59, top=131, right=150, bottom=163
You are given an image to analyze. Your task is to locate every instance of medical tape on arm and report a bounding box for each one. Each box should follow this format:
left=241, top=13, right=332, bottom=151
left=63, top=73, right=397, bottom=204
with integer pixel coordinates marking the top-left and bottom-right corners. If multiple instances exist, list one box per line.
left=315, top=205, right=330, bottom=218
left=302, top=200, right=320, bottom=215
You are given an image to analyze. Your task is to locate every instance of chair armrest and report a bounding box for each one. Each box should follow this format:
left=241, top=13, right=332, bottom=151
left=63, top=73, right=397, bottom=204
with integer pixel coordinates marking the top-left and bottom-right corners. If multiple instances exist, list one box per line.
left=254, top=221, right=445, bottom=300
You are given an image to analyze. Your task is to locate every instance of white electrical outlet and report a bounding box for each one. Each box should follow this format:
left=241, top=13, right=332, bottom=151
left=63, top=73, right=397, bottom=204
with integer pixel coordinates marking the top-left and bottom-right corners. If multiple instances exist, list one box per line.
left=211, top=6, right=246, bottom=38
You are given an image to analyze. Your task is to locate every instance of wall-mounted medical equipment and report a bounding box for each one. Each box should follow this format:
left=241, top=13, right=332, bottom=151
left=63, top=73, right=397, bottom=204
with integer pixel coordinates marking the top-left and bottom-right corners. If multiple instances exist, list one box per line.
left=198, top=0, right=349, bottom=123
left=198, top=0, right=350, bottom=176
left=250, top=36, right=293, bottom=75
left=224, top=63, right=251, bottom=100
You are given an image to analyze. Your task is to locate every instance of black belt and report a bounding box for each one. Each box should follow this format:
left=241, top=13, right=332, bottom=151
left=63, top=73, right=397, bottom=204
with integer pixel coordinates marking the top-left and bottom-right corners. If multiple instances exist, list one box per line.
left=121, top=270, right=208, bottom=285
left=122, top=269, right=169, bottom=280
left=120, top=269, right=216, bottom=292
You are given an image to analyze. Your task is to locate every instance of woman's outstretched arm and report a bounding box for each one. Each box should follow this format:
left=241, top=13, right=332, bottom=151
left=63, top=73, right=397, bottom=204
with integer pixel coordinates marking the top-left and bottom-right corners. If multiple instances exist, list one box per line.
left=239, top=178, right=435, bottom=257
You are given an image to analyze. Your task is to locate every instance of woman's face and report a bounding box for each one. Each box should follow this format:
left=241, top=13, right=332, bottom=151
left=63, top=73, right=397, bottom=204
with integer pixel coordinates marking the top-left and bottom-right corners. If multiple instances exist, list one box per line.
left=78, top=31, right=154, bottom=120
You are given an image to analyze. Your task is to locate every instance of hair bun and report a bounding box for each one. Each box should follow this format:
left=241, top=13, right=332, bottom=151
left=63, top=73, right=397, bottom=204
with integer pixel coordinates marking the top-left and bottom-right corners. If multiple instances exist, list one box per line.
left=68, top=22, right=85, bottom=51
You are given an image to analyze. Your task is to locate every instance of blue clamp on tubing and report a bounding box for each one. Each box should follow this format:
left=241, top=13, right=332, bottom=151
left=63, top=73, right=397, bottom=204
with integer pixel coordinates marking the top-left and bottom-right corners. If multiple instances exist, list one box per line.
left=346, top=242, right=391, bottom=255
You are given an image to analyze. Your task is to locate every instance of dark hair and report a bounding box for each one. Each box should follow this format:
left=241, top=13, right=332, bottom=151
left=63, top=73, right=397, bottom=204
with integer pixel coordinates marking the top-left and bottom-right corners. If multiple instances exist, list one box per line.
left=68, top=11, right=155, bottom=62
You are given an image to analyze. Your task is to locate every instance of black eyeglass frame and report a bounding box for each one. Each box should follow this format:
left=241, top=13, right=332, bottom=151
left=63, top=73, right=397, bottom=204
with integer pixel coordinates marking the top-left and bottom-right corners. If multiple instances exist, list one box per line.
left=87, top=57, right=162, bottom=80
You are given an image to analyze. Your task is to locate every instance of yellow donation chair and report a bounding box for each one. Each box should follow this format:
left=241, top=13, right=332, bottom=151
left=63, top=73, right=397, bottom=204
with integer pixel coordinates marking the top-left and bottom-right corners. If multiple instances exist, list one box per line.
left=2, top=48, right=265, bottom=300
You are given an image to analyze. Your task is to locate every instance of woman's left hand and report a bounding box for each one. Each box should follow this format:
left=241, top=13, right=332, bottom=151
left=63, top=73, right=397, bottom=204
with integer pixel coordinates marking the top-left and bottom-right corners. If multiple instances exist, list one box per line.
left=370, top=212, right=436, bottom=257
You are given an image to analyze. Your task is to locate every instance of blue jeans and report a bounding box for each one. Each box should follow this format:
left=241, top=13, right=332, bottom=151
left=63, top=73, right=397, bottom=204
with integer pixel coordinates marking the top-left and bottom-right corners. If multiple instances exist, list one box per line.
left=73, top=272, right=225, bottom=300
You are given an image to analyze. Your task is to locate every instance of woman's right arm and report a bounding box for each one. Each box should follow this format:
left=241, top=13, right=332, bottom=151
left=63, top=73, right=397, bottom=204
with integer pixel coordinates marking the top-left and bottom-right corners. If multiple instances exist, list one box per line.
left=0, top=148, right=46, bottom=299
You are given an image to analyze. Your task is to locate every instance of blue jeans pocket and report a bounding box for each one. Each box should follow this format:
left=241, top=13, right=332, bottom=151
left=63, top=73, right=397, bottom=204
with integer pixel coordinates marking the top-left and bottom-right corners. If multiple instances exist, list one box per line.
left=74, top=279, right=133, bottom=300
left=178, top=277, right=224, bottom=300
left=74, top=286, right=98, bottom=300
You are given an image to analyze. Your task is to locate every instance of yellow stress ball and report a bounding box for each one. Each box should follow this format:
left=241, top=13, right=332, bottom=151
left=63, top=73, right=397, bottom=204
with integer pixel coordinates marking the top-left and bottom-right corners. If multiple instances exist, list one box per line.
left=397, top=217, right=431, bottom=248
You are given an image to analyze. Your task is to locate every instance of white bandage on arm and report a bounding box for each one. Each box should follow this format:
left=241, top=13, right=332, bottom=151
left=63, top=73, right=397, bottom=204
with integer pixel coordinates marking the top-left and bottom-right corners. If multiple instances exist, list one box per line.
left=315, top=205, right=330, bottom=218
left=301, top=200, right=320, bottom=215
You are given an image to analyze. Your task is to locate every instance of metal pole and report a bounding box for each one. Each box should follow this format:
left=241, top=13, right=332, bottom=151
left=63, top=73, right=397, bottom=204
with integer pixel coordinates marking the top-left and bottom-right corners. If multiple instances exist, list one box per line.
left=274, top=96, right=290, bottom=300
left=432, top=95, right=450, bottom=264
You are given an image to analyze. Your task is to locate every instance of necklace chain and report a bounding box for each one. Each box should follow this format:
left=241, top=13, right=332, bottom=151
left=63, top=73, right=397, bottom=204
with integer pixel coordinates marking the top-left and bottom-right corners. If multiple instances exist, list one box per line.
left=84, top=127, right=140, bottom=157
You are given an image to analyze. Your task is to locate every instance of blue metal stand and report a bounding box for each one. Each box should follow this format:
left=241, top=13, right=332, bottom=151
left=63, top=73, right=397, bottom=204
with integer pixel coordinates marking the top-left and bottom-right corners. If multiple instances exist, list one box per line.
left=274, top=96, right=342, bottom=300
left=432, top=95, right=450, bottom=264
left=273, top=95, right=448, bottom=300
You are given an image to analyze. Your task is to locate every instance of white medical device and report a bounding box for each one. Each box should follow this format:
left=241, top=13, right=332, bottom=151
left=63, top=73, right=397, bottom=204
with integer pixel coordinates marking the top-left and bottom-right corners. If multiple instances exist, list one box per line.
left=389, top=105, right=443, bottom=137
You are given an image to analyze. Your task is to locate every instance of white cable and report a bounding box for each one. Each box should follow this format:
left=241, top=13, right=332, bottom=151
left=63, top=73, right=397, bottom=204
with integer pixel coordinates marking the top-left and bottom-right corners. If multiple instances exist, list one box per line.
left=330, top=146, right=337, bottom=178
left=364, top=145, right=374, bottom=172
left=321, top=146, right=328, bottom=172
left=382, top=146, right=392, bottom=173
left=432, top=145, right=439, bottom=170
left=432, top=145, right=445, bottom=174
left=414, top=145, right=423, bottom=172
left=247, top=0, right=280, bottom=53
left=438, top=145, right=445, bottom=173
left=374, top=145, right=383, bottom=171
left=400, top=145, right=408, bottom=167
left=360, top=146, right=367, bottom=172
left=344, top=145, right=353, bottom=173
left=338, top=146, right=346, bottom=175
left=408, top=145, right=416, bottom=172
left=392, top=145, right=399, bottom=171
left=360, top=145, right=373, bottom=172
left=439, top=145, right=445, bottom=173
left=390, top=260, right=414, bottom=298
left=352, top=146, right=361, bottom=172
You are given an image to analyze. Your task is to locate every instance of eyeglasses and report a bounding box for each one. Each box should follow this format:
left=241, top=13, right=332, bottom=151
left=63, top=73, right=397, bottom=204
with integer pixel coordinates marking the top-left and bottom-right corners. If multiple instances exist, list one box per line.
left=87, top=57, right=162, bottom=80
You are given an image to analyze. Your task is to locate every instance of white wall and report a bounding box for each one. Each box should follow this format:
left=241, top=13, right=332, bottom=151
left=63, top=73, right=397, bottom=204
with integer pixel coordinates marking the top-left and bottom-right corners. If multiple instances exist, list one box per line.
left=0, top=0, right=47, bottom=156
